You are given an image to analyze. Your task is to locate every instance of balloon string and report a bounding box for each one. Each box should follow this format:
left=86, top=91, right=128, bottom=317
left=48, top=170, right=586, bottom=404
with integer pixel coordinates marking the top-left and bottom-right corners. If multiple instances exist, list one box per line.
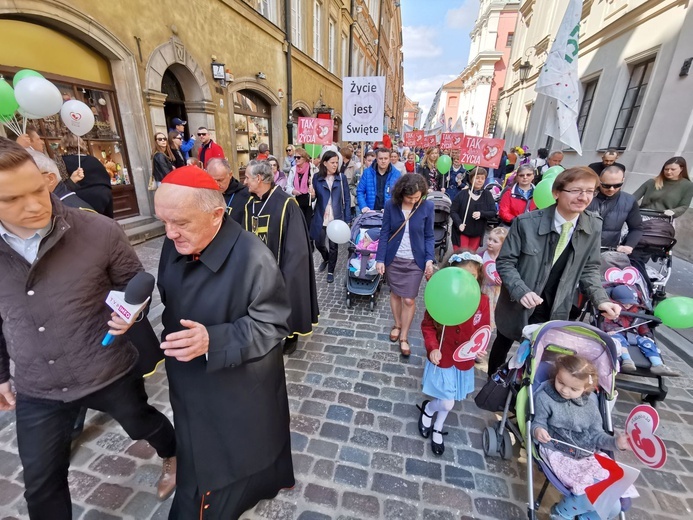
left=77, top=136, right=81, bottom=170
left=462, top=170, right=478, bottom=225
left=433, top=325, right=445, bottom=374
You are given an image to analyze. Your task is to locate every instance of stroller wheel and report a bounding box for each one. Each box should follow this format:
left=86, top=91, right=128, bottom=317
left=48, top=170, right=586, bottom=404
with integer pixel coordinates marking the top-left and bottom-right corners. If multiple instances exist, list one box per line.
left=482, top=426, right=499, bottom=457
left=500, top=429, right=513, bottom=460
left=369, top=299, right=375, bottom=311
left=346, top=298, right=352, bottom=309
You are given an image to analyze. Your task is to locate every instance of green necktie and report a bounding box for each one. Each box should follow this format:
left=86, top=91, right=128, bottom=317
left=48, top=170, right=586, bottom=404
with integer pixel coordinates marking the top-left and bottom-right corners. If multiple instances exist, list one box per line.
left=553, top=221, right=573, bottom=265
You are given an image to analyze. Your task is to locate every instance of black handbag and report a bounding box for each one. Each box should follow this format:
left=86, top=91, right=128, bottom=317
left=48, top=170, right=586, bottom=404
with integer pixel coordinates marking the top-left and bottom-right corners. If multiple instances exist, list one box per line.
left=475, top=366, right=517, bottom=412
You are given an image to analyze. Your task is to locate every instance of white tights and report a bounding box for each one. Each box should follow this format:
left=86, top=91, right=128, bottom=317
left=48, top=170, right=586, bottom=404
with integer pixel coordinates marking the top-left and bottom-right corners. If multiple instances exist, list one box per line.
left=423, top=399, right=455, bottom=443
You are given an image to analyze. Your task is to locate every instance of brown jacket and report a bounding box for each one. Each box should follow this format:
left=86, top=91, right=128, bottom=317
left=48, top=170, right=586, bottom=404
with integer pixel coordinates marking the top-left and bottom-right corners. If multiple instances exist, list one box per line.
left=0, top=196, right=141, bottom=401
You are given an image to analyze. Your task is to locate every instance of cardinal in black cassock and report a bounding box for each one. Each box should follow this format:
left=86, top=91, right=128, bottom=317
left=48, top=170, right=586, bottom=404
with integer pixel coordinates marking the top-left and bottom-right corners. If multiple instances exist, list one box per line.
left=154, top=166, right=294, bottom=519
left=242, top=160, right=319, bottom=355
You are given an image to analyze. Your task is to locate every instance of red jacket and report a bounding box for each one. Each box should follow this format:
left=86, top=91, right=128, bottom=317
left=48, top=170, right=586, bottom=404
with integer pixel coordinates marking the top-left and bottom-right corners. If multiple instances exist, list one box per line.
left=199, top=140, right=225, bottom=167
left=421, top=294, right=491, bottom=371
left=498, top=185, right=537, bottom=224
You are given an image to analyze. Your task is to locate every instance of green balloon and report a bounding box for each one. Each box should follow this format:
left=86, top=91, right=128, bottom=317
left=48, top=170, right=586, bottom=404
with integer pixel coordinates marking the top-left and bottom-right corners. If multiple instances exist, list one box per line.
left=654, top=297, right=693, bottom=329
left=304, top=144, right=323, bottom=159
left=0, top=78, right=18, bottom=117
left=542, top=171, right=560, bottom=183
left=463, top=164, right=475, bottom=171
left=533, top=178, right=556, bottom=209
left=436, top=155, right=452, bottom=174
left=12, top=69, right=44, bottom=88
left=544, top=165, right=564, bottom=178
left=424, top=268, right=481, bottom=326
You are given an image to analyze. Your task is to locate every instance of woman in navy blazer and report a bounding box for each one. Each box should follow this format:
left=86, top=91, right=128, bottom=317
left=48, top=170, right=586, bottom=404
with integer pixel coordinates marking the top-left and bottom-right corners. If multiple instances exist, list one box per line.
left=311, top=150, right=352, bottom=283
left=376, top=174, right=435, bottom=356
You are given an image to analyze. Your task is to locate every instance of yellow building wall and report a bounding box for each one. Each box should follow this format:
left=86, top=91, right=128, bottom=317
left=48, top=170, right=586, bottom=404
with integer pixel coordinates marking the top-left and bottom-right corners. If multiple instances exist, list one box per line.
left=61, top=0, right=289, bottom=149
left=0, top=20, right=111, bottom=85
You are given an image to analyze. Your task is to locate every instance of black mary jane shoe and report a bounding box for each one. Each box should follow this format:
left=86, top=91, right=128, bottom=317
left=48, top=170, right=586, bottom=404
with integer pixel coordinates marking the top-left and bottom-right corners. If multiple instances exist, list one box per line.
left=431, top=429, right=448, bottom=456
left=416, top=400, right=434, bottom=439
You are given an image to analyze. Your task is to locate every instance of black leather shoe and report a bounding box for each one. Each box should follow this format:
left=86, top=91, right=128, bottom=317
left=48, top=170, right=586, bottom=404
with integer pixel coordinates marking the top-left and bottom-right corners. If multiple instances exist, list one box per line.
left=431, top=429, right=448, bottom=456
left=416, top=400, right=433, bottom=439
left=283, top=336, right=298, bottom=356
left=327, top=273, right=334, bottom=283
left=319, top=260, right=328, bottom=272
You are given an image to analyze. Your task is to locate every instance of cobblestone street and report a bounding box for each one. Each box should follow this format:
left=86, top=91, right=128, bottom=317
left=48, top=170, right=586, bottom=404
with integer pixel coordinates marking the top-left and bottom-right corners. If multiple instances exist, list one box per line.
left=0, top=236, right=692, bottom=519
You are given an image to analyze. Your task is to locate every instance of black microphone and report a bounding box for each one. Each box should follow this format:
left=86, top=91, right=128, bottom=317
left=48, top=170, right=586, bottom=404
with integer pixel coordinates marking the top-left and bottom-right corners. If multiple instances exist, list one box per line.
left=102, top=272, right=156, bottom=346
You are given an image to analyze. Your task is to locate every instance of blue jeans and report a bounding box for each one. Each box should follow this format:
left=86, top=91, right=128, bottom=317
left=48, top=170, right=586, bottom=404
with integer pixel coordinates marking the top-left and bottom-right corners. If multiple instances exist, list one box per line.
left=612, top=333, right=662, bottom=366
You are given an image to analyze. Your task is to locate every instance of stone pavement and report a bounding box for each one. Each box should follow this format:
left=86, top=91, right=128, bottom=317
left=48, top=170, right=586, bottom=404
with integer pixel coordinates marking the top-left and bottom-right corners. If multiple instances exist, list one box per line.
left=0, top=236, right=692, bottom=519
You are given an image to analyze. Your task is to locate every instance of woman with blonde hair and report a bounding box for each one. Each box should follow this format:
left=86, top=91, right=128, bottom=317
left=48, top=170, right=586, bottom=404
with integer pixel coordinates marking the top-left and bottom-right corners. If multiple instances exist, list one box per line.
left=59, top=133, right=113, bottom=217
left=417, top=146, right=443, bottom=191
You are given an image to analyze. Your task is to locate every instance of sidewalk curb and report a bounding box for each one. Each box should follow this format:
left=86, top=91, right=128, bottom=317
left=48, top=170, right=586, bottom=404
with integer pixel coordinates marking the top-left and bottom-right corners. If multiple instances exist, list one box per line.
left=656, top=325, right=693, bottom=368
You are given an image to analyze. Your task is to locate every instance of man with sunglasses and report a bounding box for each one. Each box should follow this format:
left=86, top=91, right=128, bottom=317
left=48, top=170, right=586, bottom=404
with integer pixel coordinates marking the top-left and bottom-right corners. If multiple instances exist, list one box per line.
left=197, top=126, right=225, bottom=168
left=586, top=165, right=642, bottom=254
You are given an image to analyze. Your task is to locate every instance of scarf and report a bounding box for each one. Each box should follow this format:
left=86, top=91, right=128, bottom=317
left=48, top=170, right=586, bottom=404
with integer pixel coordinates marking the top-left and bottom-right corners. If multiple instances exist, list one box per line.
left=405, top=161, right=415, bottom=173
left=294, top=162, right=310, bottom=194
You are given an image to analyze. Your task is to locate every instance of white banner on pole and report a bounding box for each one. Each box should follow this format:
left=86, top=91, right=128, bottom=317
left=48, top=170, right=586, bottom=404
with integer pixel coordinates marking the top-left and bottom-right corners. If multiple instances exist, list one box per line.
left=342, top=76, right=385, bottom=141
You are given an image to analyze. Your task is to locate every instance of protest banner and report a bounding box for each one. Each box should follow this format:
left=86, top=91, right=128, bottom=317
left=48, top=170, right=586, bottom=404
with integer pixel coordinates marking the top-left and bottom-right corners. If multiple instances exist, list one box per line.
left=422, top=134, right=437, bottom=148
left=440, top=132, right=465, bottom=150
left=296, top=117, right=334, bottom=145
left=458, top=136, right=505, bottom=169
left=342, top=76, right=385, bottom=141
left=404, top=131, right=424, bottom=147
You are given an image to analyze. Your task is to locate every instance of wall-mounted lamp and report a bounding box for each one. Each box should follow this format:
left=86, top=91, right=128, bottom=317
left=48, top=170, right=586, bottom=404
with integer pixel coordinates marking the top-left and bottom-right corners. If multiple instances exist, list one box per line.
left=518, top=60, right=532, bottom=83
left=278, top=88, right=284, bottom=99
left=681, top=57, right=692, bottom=77
left=256, top=72, right=267, bottom=80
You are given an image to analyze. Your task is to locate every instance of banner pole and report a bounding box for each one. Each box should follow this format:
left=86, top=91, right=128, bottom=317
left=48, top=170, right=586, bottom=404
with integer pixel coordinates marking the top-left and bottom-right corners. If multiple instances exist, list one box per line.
left=461, top=169, right=478, bottom=227
left=360, top=141, right=364, bottom=175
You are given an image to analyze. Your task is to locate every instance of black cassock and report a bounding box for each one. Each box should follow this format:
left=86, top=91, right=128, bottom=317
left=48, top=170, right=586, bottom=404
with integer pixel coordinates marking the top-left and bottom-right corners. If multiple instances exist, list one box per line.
left=157, top=216, right=294, bottom=518
left=243, top=187, right=319, bottom=337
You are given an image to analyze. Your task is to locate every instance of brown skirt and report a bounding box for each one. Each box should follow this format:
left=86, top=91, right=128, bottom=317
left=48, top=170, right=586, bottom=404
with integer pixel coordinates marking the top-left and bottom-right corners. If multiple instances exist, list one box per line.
left=387, top=256, right=424, bottom=299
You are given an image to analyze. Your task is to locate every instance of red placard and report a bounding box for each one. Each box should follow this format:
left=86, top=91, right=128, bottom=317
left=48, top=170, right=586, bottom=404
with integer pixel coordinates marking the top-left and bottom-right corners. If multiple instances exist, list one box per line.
left=296, top=117, right=334, bottom=145
left=404, top=131, right=424, bottom=147
left=440, top=132, right=465, bottom=150
left=422, top=135, right=437, bottom=148
left=458, top=136, right=505, bottom=169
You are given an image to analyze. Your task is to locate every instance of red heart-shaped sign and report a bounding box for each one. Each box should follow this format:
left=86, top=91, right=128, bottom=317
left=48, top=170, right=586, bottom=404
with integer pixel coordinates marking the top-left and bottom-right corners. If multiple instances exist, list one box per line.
left=484, top=261, right=501, bottom=284
left=604, top=267, right=640, bottom=286
left=70, top=112, right=82, bottom=122
left=452, top=326, right=491, bottom=362
left=626, top=405, right=667, bottom=468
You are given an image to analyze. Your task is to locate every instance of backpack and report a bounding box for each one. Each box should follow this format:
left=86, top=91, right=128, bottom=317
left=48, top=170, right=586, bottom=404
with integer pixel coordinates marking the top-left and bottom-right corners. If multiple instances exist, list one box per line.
left=638, top=218, right=676, bottom=248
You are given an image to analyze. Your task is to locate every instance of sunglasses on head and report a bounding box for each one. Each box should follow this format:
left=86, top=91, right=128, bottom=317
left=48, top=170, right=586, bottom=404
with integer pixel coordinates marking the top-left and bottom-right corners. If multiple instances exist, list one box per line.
left=601, top=182, right=623, bottom=189
left=197, top=132, right=208, bottom=136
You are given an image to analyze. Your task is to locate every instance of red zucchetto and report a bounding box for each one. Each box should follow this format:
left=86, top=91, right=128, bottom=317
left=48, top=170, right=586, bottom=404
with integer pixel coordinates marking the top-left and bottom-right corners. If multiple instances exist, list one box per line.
left=160, top=165, right=220, bottom=190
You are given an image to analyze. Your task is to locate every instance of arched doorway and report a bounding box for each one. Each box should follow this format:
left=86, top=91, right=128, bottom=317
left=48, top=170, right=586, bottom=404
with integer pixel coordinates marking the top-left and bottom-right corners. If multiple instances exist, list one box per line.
left=291, top=103, right=311, bottom=145
left=162, top=69, right=188, bottom=139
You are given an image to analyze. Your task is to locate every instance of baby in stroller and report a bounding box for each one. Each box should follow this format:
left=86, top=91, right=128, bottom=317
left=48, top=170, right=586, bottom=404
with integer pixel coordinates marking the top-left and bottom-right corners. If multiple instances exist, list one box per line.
left=534, top=355, right=636, bottom=520
left=349, top=228, right=380, bottom=276
left=602, top=285, right=681, bottom=377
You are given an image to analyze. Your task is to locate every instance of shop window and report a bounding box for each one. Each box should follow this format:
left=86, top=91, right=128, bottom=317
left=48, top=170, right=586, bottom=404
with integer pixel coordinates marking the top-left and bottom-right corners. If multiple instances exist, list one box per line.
left=233, top=90, right=271, bottom=173
left=0, top=72, right=133, bottom=188
left=609, top=57, right=655, bottom=149
left=577, top=78, right=598, bottom=139
left=506, top=33, right=514, bottom=47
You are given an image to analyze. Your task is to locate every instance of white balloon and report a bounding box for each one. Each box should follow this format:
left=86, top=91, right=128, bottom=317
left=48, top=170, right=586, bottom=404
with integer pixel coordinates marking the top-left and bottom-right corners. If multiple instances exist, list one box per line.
left=60, top=100, right=95, bottom=137
left=326, top=219, right=351, bottom=245
left=14, top=77, right=63, bottom=118
left=18, top=107, right=42, bottom=120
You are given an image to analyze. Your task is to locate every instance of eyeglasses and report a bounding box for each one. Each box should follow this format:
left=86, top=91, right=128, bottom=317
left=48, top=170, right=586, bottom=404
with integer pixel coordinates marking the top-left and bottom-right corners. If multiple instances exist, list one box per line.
left=600, top=182, right=623, bottom=190
left=197, top=132, right=208, bottom=136
left=156, top=137, right=167, bottom=141
left=561, top=189, right=598, bottom=197
left=174, top=136, right=183, bottom=140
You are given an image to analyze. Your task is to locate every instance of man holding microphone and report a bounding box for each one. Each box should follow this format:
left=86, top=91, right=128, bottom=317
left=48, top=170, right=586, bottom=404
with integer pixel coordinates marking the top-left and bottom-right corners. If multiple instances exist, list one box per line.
left=0, top=138, right=176, bottom=519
